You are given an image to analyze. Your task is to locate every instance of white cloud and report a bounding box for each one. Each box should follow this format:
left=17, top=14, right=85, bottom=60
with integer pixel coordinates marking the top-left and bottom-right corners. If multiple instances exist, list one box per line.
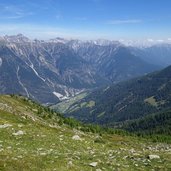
left=0, top=12, right=33, bottom=19
left=168, top=38, right=171, bottom=41
left=119, top=39, right=125, bottom=42
left=0, top=15, right=23, bottom=19
left=147, top=38, right=154, bottom=42
left=74, top=17, right=87, bottom=21
left=0, top=4, right=34, bottom=20
left=157, top=39, right=164, bottom=42
left=107, top=19, right=142, bottom=25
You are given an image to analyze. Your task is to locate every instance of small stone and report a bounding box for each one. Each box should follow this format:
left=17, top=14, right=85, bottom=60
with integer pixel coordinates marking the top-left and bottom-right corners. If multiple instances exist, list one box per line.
left=0, top=124, right=12, bottom=128
left=12, top=130, right=24, bottom=136
left=129, top=148, right=136, bottom=153
left=89, top=162, right=98, bottom=167
left=148, top=155, right=160, bottom=159
left=40, top=152, right=46, bottom=156
left=17, top=155, right=23, bottom=158
left=68, top=161, right=73, bottom=166
left=96, top=169, right=102, bottom=171
left=72, top=135, right=82, bottom=141
left=123, top=156, right=128, bottom=159
left=18, top=124, right=23, bottom=128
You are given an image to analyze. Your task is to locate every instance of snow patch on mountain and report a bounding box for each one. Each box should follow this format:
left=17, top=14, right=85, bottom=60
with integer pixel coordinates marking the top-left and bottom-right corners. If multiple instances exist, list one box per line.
left=53, top=92, right=69, bottom=101
left=53, top=92, right=63, bottom=98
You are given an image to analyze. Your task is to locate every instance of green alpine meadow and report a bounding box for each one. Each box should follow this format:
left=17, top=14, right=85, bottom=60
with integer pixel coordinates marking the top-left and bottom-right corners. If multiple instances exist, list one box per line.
left=0, top=95, right=171, bottom=170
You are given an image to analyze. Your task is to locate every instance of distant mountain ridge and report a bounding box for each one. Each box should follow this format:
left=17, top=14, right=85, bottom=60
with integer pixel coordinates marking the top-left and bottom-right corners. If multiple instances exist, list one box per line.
left=130, top=43, right=171, bottom=67
left=0, top=34, right=162, bottom=104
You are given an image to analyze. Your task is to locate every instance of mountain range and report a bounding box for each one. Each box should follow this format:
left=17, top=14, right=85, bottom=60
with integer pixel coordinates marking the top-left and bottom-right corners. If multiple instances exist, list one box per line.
left=0, top=34, right=163, bottom=104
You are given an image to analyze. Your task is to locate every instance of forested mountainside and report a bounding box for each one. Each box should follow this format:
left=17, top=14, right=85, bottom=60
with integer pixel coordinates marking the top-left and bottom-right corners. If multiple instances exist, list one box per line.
left=122, top=109, right=171, bottom=136
left=55, top=65, right=171, bottom=125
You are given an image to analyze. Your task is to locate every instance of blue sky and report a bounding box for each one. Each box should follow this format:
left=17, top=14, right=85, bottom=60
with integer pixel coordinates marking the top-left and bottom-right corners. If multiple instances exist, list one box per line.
left=0, top=0, right=171, bottom=40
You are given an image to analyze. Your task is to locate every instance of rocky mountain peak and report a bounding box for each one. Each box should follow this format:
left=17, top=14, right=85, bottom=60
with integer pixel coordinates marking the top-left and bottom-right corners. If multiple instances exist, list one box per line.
left=4, top=34, right=30, bottom=43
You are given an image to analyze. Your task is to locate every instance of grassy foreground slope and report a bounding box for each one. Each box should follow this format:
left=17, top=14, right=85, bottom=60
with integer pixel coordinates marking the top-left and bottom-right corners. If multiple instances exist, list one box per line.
left=0, top=95, right=171, bottom=171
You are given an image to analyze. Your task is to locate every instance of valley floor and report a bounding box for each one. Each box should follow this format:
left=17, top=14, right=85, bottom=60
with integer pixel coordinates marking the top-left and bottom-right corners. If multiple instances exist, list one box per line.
left=0, top=95, right=171, bottom=171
